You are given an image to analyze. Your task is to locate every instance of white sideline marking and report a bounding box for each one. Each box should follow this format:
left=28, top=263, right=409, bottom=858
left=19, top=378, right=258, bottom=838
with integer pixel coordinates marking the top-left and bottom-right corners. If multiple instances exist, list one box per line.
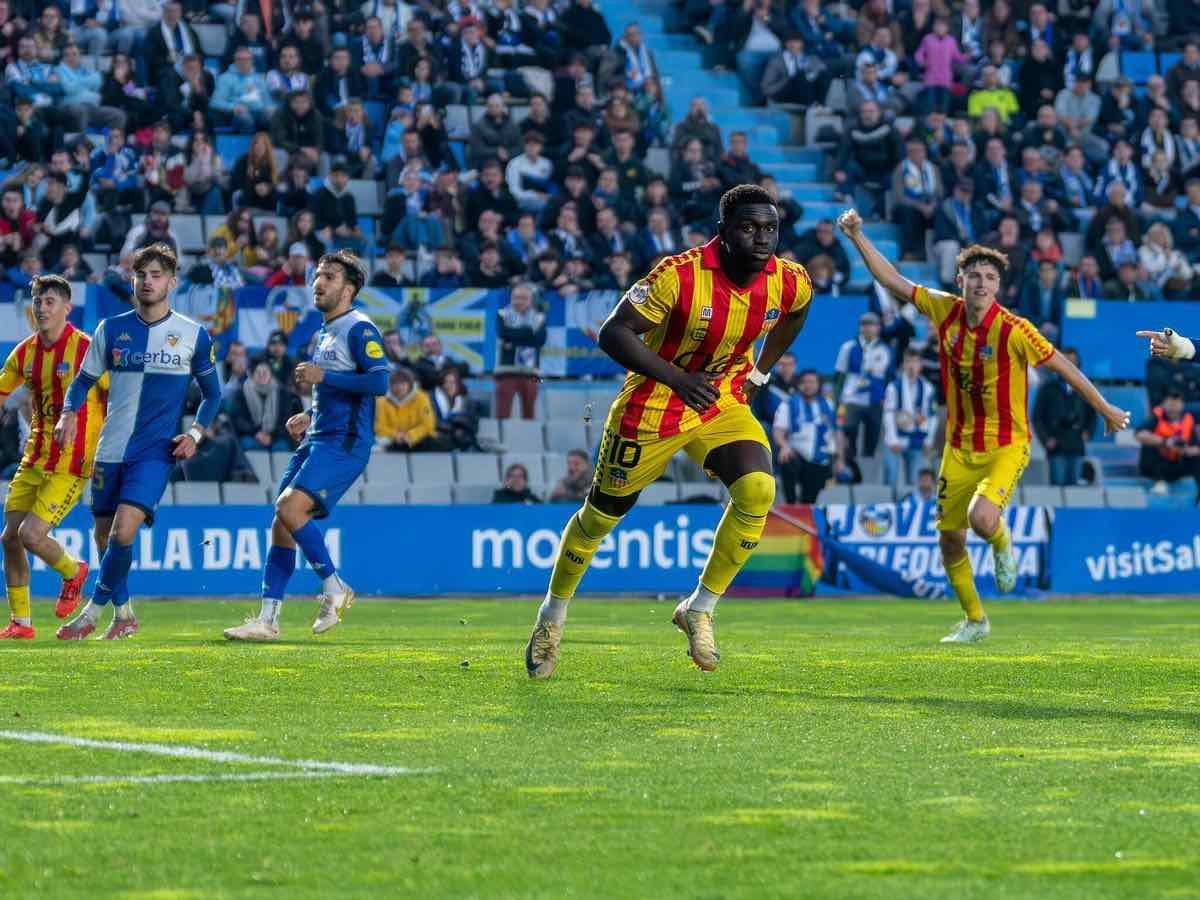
left=0, top=730, right=430, bottom=777
left=0, top=771, right=344, bottom=786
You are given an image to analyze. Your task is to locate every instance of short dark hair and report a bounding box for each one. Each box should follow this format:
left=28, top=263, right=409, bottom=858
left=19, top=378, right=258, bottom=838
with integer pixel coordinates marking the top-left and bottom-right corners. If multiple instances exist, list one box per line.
left=797, top=367, right=819, bottom=380
left=31, top=274, right=71, bottom=303
left=131, top=242, right=178, bottom=275
left=917, top=467, right=935, bottom=480
left=955, top=243, right=1008, bottom=276
left=317, top=249, right=366, bottom=294
left=718, top=184, right=775, bottom=224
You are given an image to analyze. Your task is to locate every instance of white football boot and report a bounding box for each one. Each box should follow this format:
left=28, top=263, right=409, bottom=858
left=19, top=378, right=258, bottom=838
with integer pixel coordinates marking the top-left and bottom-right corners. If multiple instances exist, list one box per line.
left=312, top=582, right=355, bottom=635
left=224, top=617, right=280, bottom=642
left=994, top=546, right=1018, bottom=593
left=940, top=617, right=991, bottom=644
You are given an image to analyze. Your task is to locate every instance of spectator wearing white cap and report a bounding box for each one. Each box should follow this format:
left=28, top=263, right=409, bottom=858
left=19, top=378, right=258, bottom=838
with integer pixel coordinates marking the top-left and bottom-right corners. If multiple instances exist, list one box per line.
left=264, top=243, right=313, bottom=287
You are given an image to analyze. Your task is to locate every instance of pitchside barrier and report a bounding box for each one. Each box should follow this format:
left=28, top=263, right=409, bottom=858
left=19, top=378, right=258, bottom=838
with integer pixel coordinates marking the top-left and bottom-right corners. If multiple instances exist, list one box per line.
left=20, top=500, right=1110, bottom=598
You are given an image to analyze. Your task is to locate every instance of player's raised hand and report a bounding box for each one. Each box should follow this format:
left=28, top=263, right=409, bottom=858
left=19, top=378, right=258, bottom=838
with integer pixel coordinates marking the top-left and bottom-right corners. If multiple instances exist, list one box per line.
left=171, top=433, right=198, bottom=460
left=294, top=362, right=325, bottom=388
left=669, top=370, right=721, bottom=414
left=54, top=409, right=77, bottom=449
left=1135, top=328, right=1196, bottom=361
left=1100, top=402, right=1131, bottom=434
left=837, top=209, right=863, bottom=238
left=285, top=412, right=311, bottom=441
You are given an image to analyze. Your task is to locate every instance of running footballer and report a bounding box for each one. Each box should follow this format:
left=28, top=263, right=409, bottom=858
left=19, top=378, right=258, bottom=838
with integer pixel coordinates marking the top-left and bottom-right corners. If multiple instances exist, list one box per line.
left=525, top=185, right=814, bottom=677
left=838, top=208, right=1130, bottom=642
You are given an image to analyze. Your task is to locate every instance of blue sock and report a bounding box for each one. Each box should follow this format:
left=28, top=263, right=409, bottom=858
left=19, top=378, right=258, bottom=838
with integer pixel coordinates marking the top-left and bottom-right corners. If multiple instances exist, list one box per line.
left=262, top=545, right=297, bottom=600
left=96, top=543, right=133, bottom=606
left=290, top=522, right=336, bottom=580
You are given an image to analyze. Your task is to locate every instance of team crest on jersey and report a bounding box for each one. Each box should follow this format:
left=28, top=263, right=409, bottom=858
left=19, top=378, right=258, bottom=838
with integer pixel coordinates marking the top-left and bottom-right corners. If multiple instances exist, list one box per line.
left=608, top=467, right=628, bottom=488
left=691, top=328, right=707, bottom=340
left=625, top=283, right=649, bottom=305
left=116, top=332, right=131, bottom=342
left=980, top=346, right=994, bottom=359
left=765, top=308, right=781, bottom=321
left=166, top=332, right=181, bottom=348
left=56, top=362, right=71, bottom=376
left=700, top=306, right=713, bottom=320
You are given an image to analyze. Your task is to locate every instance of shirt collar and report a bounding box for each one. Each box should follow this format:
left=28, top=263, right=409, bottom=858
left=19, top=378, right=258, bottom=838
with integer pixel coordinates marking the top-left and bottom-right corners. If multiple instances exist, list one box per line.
left=699, top=235, right=777, bottom=274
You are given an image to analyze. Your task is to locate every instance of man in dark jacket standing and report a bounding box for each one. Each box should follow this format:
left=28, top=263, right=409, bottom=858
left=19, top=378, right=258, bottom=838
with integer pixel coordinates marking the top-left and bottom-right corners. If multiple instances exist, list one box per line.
left=1032, top=347, right=1096, bottom=486
left=832, top=100, right=898, bottom=218
left=494, top=282, right=547, bottom=420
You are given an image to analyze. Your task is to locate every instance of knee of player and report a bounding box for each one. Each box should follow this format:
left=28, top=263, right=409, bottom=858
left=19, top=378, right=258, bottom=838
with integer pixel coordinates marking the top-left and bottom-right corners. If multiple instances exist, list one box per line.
left=728, top=470, right=775, bottom=516
left=938, top=529, right=967, bottom=559
left=0, top=524, right=22, bottom=549
left=16, top=518, right=47, bottom=550
left=967, top=502, right=999, bottom=538
left=274, top=493, right=308, bottom=530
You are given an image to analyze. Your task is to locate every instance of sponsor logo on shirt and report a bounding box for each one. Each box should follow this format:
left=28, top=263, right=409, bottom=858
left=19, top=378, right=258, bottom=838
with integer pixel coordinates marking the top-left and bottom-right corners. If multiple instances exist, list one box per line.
left=166, top=332, right=181, bottom=348
left=112, top=348, right=184, bottom=368
left=56, top=362, right=72, bottom=376
left=116, top=332, right=132, bottom=342
left=765, top=308, right=780, bottom=321
left=700, top=306, right=713, bottom=320
left=365, top=340, right=384, bottom=359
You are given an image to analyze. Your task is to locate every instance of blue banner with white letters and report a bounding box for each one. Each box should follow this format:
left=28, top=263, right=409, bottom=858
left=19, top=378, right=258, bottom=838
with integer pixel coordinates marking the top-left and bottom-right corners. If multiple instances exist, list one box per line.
left=1051, top=508, right=1200, bottom=594
left=821, top=502, right=1050, bottom=597
left=29, top=504, right=726, bottom=597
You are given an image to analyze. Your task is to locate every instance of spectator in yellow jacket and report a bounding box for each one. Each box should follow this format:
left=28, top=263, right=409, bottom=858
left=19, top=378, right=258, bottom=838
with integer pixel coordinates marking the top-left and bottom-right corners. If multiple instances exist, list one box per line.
left=375, top=369, right=441, bottom=452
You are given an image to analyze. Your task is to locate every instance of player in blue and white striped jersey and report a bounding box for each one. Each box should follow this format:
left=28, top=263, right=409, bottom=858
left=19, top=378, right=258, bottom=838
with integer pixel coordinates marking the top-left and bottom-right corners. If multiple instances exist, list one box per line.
left=225, top=250, right=389, bottom=642
left=54, top=243, right=223, bottom=640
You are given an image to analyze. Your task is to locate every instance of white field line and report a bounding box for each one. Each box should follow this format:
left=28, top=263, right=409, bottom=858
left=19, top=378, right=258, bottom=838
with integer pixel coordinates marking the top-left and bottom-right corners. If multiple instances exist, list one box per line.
left=0, top=730, right=431, bottom=777
left=0, top=771, right=346, bottom=786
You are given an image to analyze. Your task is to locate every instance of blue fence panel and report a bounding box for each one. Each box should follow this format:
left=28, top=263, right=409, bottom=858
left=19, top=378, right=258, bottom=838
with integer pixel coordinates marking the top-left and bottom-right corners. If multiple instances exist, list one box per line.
left=1051, top=508, right=1200, bottom=594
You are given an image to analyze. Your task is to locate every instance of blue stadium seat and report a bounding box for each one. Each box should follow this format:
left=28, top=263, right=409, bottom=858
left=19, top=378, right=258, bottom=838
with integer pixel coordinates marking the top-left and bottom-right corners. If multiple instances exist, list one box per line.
left=455, top=454, right=500, bottom=485
left=366, top=454, right=410, bottom=484
left=194, top=23, right=228, bottom=58
left=216, top=134, right=252, bottom=164
left=545, top=421, right=589, bottom=454
left=408, top=485, right=452, bottom=504
left=175, top=483, right=220, bottom=504
left=1159, top=52, right=1181, bottom=75
left=1121, top=51, right=1157, bottom=85
left=639, top=482, right=679, bottom=505
left=453, top=485, right=495, bottom=504
left=500, top=420, right=544, bottom=452
left=222, top=483, right=270, bottom=504
left=408, top=453, right=454, bottom=483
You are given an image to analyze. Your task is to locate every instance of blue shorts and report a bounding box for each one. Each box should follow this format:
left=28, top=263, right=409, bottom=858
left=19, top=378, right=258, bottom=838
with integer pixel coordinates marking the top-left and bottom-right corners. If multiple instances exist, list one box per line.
left=276, top=443, right=366, bottom=519
left=91, top=459, right=175, bottom=526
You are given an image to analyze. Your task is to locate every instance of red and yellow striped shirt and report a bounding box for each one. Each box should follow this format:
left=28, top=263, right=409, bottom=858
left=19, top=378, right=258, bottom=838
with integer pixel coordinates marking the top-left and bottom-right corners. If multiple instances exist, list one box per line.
left=0, top=323, right=108, bottom=477
left=913, top=285, right=1054, bottom=452
left=614, top=237, right=813, bottom=441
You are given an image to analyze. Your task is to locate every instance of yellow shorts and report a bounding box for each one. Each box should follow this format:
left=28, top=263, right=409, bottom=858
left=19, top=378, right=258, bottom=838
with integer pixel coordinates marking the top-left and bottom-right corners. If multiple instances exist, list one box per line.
left=935, top=443, right=1030, bottom=531
left=5, top=464, right=88, bottom=527
left=593, top=402, right=769, bottom=497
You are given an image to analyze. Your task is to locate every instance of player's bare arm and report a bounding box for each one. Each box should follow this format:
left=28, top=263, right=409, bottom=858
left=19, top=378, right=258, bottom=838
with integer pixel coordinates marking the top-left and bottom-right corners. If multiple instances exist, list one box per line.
left=1135, top=328, right=1197, bottom=362
left=837, top=209, right=917, bottom=303
left=1041, top=350, right=1131, bottom=433
left=53, top=409, right=77, bottom=449
left=743, top=302, right=811, bottom=406
left=597, top=301, right=720, bottom=414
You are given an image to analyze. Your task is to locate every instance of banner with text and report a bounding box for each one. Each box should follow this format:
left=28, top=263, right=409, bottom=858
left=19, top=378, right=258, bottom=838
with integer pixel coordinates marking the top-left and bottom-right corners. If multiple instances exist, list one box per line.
left=29, top=504, right=734, bottom=597
left=1051, top=508, right=1200, bottom=594
left=821, top=501, right=1050, bottom=597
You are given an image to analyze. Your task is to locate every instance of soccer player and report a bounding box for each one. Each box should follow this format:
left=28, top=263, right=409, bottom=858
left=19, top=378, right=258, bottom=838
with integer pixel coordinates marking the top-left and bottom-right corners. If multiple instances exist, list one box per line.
left=53, top=243, right=223, bottom=640
left=837, top=208, right=1130, bottom=642
left=0, top=275, right=104, bottom=639
left=223, top=250, right=387, bottom=641
left=525, top=185, right=814, bottom=677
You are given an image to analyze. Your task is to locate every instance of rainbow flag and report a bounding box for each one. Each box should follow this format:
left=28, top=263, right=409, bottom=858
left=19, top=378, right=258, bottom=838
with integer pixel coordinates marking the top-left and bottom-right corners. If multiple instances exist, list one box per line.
left=730, top=505, right=824, bottom=597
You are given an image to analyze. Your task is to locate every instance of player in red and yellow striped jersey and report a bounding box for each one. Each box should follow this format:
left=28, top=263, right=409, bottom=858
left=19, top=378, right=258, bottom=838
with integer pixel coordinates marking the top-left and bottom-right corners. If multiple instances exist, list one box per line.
left=0, top=275, right=108, bottom=640
left=525, top=185, right=815, bottom=677
left=838, top=209, right=1130, bottom=643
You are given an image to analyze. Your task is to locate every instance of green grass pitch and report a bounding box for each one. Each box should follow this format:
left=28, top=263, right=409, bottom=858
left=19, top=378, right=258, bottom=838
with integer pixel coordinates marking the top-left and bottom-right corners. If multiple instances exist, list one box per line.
left=1, top=597, right=1197, bottom=899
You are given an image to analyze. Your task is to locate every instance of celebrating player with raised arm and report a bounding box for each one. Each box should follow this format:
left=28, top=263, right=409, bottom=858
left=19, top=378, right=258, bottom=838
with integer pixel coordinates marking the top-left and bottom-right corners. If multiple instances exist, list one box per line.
left=54, top=243, right=223, bottom=640
left=525, top=185, right=814, bottom=678
left=224, top=250, right=388, bottom=642
left=838, top=208, right=1130, bottom=643
left=0, top=276, right=105, bottom=640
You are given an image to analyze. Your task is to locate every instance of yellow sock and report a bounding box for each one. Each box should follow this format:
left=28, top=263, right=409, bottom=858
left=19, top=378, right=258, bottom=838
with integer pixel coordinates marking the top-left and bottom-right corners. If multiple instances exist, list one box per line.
left=547, top=500, right=622, bottom=600
left=698, top=471, right=775, bottom=594
left=50, top=551, right=79, bottom=581
left=945, top=553, right=985, bottom=621
left=987, top=519, right=1011, bottom=556
left=8, top=584, right=30, bottom=621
